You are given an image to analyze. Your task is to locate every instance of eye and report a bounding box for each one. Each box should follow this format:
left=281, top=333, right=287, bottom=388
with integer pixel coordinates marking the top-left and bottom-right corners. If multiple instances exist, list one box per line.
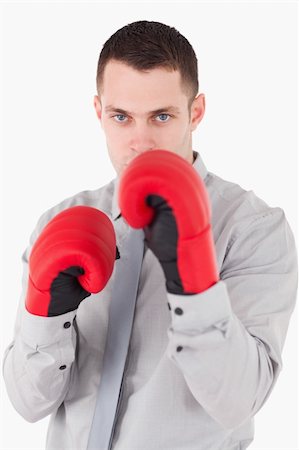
left=155, top=114, right=171, bottom=122
left=113, top=114, right=128, bottom=123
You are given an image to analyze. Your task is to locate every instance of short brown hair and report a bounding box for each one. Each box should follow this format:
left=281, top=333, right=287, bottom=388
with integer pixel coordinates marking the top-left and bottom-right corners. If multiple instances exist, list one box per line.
left=96, top=21, right=199, bottom=107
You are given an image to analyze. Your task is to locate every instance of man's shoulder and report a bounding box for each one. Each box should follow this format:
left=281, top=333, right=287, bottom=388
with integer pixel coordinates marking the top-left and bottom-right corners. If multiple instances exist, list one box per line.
left=32, top=179, right=116, bottom=239
left=58, top=179, right=116, bottom=212
left=205, top=170, right=283, bottom=228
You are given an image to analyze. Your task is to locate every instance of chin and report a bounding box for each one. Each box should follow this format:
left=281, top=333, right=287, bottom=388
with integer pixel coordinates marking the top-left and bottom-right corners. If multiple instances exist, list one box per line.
left=118, top=165, right=127, bottom=177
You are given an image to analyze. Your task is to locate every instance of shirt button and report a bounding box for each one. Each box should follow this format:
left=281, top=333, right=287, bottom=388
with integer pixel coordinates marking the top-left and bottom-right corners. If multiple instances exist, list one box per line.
left=174, top=307, right=184, bottom=315
left=59, top=365, right=67, bottom=370
left=63, top=322, right=71, bottom=329
left=176, top=346, right=183, bottom=352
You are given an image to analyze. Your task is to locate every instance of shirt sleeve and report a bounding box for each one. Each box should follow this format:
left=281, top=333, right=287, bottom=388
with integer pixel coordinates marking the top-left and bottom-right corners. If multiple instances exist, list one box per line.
left=2, top=209, right=78, bottom=423
left=166, top=207, right=298, bottom=429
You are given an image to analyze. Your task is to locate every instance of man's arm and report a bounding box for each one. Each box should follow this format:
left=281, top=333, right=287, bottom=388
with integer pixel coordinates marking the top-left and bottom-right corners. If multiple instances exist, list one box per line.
left=166, top=208, right=297, bottom=428
left=2, top=201, right=116, bottom=422
left=118, top=149, right=297, bottom=430
left=2, top=212, right=78, bottom=422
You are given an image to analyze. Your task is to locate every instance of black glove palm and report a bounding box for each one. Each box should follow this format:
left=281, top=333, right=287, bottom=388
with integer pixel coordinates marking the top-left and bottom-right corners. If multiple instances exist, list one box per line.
left=48, top=246, right=120, bottom=316
left=144, top=194, right=190, bottom=295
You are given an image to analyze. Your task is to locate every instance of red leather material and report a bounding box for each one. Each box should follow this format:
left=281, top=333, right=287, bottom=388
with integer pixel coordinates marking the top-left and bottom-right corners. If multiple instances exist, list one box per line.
left=119, top=149, right=219, bottom=293
left=26, top=206, right=116, bottom=316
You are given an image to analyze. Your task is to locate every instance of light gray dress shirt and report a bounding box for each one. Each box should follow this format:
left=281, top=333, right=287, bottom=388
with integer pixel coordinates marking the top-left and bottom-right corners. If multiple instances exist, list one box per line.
left=3, top=151, right=298, bottom=450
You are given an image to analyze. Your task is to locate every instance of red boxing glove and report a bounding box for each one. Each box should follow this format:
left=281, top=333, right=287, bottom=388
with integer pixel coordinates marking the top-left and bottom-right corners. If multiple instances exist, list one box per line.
left=118, top=149, right=219, bottom=295
left=25, top=206, right=117, bottom=316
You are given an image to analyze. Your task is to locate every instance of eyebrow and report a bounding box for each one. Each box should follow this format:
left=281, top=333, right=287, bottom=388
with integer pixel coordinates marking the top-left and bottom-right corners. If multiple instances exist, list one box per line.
left=104, top=105, right=180, bottom=115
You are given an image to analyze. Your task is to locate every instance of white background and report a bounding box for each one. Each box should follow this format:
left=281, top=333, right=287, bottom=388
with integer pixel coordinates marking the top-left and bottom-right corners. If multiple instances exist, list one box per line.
left=1, top=1, right=298, bottom=449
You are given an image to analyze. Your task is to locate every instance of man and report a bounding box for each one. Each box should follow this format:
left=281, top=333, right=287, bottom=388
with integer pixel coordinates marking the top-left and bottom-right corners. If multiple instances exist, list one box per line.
left=3, top=20, right=298, bottom=449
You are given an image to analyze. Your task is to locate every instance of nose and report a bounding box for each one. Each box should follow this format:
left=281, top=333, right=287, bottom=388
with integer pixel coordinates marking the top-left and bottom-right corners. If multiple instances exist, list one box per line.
left=129, top=123, right=156, bottom=155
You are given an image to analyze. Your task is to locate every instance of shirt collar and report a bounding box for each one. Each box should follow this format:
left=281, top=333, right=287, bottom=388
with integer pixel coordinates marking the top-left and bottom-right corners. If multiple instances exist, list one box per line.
left=111, top=150, right=208, bottom=221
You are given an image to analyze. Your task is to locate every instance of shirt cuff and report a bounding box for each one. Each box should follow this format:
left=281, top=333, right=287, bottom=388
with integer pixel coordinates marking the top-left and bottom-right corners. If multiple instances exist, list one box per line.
left=20, top=306, right=77, bottom=348
left=167, top=280, right=232, bottom=333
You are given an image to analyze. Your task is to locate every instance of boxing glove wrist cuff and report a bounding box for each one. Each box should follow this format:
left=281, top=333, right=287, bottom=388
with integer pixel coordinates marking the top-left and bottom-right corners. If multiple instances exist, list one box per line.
left=178, top=226, right=219, bottom=294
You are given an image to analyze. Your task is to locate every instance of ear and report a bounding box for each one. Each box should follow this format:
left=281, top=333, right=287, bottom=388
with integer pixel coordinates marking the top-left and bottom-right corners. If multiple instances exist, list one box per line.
left=94, top=95, right=102, bottom=121
left=190, top=93, right=205, bottom=131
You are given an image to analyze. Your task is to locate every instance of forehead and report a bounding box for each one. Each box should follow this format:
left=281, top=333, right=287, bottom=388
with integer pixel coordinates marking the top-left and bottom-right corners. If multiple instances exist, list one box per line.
left=100, top=60, right=188, bottom=109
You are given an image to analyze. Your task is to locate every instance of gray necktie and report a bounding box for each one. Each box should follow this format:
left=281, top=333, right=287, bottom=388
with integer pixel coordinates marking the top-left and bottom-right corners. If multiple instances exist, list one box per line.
left=87, top=226, right=144, bottom=450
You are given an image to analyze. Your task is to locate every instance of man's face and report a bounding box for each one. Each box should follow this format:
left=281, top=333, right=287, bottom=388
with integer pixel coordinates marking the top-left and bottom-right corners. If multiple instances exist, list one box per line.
left=94, top=60, right=205, bottom=176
